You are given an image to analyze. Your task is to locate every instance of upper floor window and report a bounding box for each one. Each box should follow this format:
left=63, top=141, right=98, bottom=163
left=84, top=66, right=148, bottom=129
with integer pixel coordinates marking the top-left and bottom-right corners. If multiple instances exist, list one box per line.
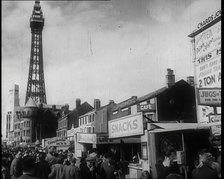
left=121, top=107, right=129, bottom=112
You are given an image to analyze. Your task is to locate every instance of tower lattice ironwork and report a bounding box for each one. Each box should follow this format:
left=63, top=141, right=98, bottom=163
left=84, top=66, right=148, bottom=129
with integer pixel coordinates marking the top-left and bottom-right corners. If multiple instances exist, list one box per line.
left=25, top=0, right=47, bottom=104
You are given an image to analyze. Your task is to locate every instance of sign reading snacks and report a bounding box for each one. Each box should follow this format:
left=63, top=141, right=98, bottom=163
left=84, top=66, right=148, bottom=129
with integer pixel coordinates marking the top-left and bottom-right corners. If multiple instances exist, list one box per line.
left=108, top=113, right=143, bottom=138
left=197, top=88, right=221, bottom=106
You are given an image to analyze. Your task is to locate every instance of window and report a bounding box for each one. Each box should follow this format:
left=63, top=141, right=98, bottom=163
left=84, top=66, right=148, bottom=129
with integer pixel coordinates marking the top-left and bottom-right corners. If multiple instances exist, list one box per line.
left=87, top=127, right=91, bottom=133
left=112, top=111, right=118, bottom=115
left=121, top=107, right=128, bottom=112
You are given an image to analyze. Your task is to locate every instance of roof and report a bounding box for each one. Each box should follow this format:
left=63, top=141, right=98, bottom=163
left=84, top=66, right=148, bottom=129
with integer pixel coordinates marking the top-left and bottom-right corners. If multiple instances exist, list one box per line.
left=112, top=96, right=137, bottom=111
left=137, top=87, right=167, bottom=103
left=25, top=97, right=37, bottom=107
left=137, top=80, right=192, bottom=103
left=147, top=122, right=221, bottom=133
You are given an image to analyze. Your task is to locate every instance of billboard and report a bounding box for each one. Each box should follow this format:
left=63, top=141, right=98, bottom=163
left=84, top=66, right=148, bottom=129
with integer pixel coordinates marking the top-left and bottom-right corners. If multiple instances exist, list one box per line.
left=190, top=9, right=221, bottom=107
left=195, top=21, right=221, bottom=89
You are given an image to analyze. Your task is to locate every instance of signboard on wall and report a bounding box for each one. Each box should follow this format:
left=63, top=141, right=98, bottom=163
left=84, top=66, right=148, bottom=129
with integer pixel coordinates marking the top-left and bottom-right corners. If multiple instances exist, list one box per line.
left=195, top=21, right=221, bottom=89
left=137, top=104, right=155, bottom=112
left=43, top=137, right=70, bottom=147
left=108, top=112, right=143, bottom=138
left=197, top=88, right=221, bottom=106
left=77, top=133, right=96, bottom=144
left=209, top=114, right=221, bottom=123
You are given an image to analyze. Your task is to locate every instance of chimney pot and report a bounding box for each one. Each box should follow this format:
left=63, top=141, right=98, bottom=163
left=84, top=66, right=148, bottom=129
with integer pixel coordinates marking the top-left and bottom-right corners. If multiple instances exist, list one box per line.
left=76, top=98, right=81, bottom=109
left=94, top=99, right=101, bottom=110
left=166, top=68, right=175, bottom=87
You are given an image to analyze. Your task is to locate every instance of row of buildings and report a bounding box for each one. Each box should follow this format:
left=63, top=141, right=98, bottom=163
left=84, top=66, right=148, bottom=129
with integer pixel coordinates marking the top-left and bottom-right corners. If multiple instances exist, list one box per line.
left=4, top=69, right=221, bottom=179
left=5, top=69, right=193, bottom=147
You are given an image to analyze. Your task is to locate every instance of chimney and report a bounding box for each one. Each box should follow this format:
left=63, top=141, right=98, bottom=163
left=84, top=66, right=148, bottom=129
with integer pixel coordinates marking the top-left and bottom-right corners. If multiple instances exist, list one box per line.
left=109, top=100, right=114, bottom=104
left=187, top=76, right=195, bottom=87
left=76, top=98, right=81, bottom=109
left=166, top=68, right=175, bottom=87
left=94, top=99, right=101, bottom=110
left=52, top=105, right=56, bottom=110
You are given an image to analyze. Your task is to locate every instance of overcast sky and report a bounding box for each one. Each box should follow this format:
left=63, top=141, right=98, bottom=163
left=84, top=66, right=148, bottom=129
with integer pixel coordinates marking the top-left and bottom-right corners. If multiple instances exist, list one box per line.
left=2, top=0, right=221, bottom=137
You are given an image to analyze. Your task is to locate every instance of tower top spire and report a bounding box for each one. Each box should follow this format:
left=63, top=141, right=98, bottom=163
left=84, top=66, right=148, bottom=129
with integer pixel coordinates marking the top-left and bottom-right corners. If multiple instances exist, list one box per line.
left=35, top=0, right=40, bottom=4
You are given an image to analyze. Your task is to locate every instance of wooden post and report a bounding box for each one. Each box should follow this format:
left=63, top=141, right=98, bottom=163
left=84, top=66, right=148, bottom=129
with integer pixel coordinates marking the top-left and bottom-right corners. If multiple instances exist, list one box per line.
left=148, top=133, right=157, bottom=179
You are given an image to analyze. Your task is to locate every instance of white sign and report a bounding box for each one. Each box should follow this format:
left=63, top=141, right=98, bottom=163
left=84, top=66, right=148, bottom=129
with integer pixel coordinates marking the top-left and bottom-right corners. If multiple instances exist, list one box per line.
left=77, top=133, right=96, bottom=144
left=197, top=88, right=221, bottom=106
left=108, top=113, right=143, bottom=138
left=195, top=21, right=221, bottom=89
left=211, top=124, right=221, bottom=136
left=138, top=104, right=155, bottom=112
left=197, top=10, right=221, bottom=31
left=209, top=114, right=221, bottom=123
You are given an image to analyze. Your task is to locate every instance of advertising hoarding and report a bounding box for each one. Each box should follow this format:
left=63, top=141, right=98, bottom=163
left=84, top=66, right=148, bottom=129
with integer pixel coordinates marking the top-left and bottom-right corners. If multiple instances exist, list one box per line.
left=190, top=10, right=221, bottom=109
left=194, top=21, right=221, bottom=89
left=108, top=112, right=143, bottom=138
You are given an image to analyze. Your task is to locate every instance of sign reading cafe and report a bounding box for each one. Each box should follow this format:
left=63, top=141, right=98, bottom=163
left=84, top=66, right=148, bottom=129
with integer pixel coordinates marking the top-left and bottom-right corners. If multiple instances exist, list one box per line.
left=108, top=113, right=143, bottom=138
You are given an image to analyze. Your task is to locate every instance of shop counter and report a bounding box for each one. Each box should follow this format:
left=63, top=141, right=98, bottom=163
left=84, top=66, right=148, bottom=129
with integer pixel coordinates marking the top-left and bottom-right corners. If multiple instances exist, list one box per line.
left=128, top=163, right=143, bottom=179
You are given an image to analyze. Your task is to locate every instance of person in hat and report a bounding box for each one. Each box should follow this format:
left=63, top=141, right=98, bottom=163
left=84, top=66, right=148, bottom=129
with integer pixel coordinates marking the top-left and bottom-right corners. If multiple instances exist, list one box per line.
left=80, top=157, right=91, bottom=179
left=63, top=158, right=80, bottom=179
left=17, top=156, right=40, bottom=179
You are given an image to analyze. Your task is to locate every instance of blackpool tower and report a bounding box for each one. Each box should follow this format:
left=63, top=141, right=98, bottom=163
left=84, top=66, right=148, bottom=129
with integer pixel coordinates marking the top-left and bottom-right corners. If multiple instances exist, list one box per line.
left=25, top=0, right=47, bottom=104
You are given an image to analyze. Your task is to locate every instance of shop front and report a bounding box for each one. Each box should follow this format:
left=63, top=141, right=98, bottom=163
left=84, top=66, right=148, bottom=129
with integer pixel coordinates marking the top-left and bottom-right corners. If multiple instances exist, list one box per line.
left=146, top=122, right=221, bottom=179
left=75, top=133, right=97, bottom=157
left=108, top=112, right=144, bottom=178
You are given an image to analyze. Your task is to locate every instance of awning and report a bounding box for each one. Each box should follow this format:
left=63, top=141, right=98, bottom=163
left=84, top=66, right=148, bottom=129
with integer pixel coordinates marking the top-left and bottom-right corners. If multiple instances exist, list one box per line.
left=147, top=122, right=221, bottom=133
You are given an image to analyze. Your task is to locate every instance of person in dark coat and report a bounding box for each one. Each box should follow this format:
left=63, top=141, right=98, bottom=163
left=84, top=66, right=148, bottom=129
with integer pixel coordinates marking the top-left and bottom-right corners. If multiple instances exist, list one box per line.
left=17, top=156, right=40, bottom=179
left=100, top=157, right=116, bottom=179
left=48, top=157, right=64, bottom=179
left=63, top=158, right=80, bottom=179
left=2, top=156, right=11, bottom=179
left=79, top=157, right=91, bottom=179
left=45, top=147, right=58, bottom=167
left=156, top=149, right=180, bottom=179
left=10, top=151, right=23, bottom=179
left=191, top=152, right=219, bottom=179
left=34, top=152, right=51, bottom=179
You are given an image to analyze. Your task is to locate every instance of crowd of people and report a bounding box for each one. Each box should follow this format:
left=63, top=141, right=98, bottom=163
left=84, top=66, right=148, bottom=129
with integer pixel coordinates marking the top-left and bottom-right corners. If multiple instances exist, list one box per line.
left=1, top=145, right=221, bottom=179
left=1, top=146, right=130, bottom=179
